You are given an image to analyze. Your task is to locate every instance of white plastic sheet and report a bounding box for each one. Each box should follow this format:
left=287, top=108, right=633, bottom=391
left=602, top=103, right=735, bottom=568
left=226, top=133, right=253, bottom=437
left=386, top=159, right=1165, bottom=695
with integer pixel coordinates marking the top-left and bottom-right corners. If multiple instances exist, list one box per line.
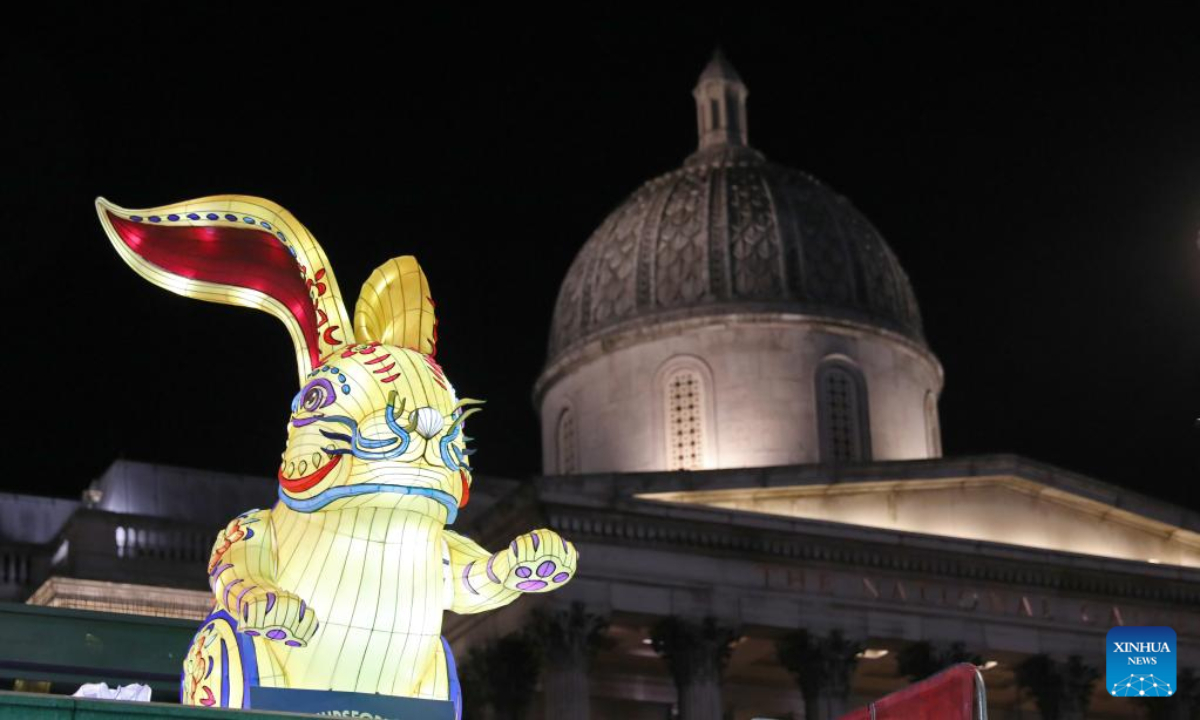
left=73, top=682, right=152, bottom=702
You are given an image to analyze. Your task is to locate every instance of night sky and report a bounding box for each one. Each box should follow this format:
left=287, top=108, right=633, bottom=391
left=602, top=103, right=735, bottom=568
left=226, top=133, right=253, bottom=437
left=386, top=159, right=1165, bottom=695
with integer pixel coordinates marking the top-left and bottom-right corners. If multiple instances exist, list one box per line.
left=5, top=7, right=1198, bottom=510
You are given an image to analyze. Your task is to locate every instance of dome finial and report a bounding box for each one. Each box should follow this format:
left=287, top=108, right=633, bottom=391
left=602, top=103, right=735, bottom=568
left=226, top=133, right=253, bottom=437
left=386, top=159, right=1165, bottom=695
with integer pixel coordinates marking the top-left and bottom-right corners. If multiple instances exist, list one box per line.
left=693, top=47, right=749, bottom=151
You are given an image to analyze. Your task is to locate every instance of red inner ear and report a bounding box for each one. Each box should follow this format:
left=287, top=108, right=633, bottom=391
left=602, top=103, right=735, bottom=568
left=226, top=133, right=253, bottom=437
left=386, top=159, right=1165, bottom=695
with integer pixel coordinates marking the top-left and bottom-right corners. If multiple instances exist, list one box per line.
left=107, top=212, right=320, bottom=368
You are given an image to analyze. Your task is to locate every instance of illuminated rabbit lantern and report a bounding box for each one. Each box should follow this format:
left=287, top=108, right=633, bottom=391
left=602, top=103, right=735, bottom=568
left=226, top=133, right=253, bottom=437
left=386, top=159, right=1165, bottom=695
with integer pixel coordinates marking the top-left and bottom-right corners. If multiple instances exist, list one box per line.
left=97, top=197, right=577, bottom=714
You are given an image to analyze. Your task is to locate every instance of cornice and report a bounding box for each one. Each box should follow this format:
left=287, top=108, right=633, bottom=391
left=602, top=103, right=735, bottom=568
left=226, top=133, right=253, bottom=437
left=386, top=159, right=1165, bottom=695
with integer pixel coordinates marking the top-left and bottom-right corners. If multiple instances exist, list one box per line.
left=538, top=501, right=1200, bottom=607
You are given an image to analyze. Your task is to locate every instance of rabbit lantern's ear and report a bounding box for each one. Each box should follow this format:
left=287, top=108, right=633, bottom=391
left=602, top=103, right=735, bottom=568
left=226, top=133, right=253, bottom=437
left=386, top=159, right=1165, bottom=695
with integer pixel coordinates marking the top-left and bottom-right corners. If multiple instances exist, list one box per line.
left=354, top=256, right=438, bottom=356
left=96, top=196, right=356, bottom=382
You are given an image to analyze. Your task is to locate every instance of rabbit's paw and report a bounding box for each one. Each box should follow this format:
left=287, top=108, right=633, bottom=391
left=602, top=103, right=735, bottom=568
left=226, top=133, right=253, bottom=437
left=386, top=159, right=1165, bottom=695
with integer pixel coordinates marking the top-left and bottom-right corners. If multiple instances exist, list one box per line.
left=503, top=529, right=578, bottom=593
left=237, top=588, right=318, bottom=647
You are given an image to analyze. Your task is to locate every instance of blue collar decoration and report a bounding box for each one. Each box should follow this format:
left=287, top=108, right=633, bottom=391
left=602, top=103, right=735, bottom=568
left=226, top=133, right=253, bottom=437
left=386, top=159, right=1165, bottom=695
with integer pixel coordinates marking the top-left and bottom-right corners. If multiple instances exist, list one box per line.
left=278, top=484, right=459, bottom=525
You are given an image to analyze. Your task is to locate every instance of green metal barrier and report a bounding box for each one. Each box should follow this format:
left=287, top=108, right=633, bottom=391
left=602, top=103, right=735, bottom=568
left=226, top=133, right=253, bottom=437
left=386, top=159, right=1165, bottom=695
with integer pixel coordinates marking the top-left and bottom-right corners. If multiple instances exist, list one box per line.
left=0, top=602, right=195, bottom=698
left=0, top=603, right=456, bottom=718
left=0, top=690, right=308, bottom=718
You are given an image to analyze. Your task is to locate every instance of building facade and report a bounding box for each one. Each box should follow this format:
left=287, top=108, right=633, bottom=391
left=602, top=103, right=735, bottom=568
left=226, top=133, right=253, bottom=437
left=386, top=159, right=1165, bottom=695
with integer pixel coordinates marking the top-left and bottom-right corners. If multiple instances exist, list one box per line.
left=476, top=51, right=1199, bottom=720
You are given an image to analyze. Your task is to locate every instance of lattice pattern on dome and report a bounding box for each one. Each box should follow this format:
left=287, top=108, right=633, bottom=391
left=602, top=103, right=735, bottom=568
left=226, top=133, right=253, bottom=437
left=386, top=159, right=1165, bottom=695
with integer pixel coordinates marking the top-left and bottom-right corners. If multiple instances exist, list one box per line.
left=590, top=194, right=647, bottom=326
left=551, top=243, right=592, bottom=353
left=727, top=166, right=781, bottom=298
left=666, top=370, right=705, bottom=470
left=557, top=408, right=577, bottom=475
left=818, top=365, right=869, bottom=463
left=546, top=156, right=927, bottom=365
left=654, top=171, right=709, bottom=308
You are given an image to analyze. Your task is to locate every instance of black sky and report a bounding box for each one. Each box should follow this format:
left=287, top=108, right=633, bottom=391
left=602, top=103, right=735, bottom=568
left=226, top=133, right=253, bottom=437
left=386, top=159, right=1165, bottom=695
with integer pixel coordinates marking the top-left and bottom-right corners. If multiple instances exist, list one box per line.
left=4, top=6, right=1198, bottom=509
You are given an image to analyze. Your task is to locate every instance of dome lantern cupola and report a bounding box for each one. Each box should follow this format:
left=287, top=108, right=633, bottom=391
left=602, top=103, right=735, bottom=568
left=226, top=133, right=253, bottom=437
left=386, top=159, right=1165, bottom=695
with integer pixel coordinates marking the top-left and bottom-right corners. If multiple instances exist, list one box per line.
left=693, top=48, right=749, bottom=152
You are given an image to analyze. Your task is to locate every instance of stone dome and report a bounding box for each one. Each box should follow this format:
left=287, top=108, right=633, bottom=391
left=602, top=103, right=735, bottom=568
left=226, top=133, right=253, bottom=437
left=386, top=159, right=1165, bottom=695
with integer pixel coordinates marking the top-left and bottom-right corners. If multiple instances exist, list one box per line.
left=536, top=52, right=943, bottom=475
left=547, top=53, right=924, bottom=366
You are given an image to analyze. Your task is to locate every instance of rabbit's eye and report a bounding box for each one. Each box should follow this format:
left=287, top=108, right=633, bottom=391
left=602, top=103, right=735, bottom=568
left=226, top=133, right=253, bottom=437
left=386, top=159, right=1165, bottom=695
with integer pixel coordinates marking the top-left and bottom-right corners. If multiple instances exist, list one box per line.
left=303, top=386, right=326, bottom=412
left=293, top=378, right=336, bottom=414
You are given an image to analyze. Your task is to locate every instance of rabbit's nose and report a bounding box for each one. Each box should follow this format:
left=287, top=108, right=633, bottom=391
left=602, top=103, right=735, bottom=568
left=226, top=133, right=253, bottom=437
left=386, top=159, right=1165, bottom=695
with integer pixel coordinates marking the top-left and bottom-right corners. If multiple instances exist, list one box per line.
left=413, top=407, right=445, bottom=439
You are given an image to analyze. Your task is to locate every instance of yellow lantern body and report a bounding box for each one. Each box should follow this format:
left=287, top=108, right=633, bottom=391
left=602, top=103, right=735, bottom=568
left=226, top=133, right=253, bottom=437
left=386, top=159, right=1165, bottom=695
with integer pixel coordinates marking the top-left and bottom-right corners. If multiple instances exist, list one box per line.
left=95, top=197, right=577, bottom=713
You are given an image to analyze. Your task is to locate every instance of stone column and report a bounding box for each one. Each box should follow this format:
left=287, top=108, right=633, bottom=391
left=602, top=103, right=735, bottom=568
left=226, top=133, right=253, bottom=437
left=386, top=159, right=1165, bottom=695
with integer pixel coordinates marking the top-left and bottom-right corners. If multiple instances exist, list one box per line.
left=775, top=629, right=860, bottom=720
left=651, top=616, right=737, bottom=720
left=543, top=655, right=589, bottom=720
left=535, top=602, right=608, bottom=720
left=895, top=641, right=981, bottom=684
left=1161, top=667, right=1199, bottom=720
left=1058, top=655, right=1099, bottom=720
left=1014, top=654, right=1099, bottom=720
left=814, top=636, right=858, bottom=720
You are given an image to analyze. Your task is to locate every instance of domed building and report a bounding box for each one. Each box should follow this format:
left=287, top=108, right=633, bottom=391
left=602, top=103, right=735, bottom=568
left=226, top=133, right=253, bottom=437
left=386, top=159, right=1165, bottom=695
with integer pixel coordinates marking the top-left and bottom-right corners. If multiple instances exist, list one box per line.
left=537, top=50, right=943, bottom=475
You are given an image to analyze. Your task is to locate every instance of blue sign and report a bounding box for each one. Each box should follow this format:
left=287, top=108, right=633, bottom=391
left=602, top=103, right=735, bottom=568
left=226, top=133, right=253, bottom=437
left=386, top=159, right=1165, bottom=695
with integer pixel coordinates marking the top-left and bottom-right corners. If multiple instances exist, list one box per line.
left=250, top=686, right=457, bottom=719
left=1106, top=626, right=1176, bottom=698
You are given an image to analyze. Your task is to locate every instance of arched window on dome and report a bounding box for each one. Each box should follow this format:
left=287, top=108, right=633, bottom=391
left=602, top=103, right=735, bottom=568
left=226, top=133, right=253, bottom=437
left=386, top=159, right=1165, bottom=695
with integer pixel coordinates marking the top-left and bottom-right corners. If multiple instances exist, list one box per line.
left=666, top=369, right=705, bottom=470
left=655, top=356, right=716, bottom=471
left=556, top=407, right=578, bottom=475
left=924, top=391, right=942, bottom=458
left=816, top=360, right=872, bottom=464
left=653, top=355, right=719, bottom=471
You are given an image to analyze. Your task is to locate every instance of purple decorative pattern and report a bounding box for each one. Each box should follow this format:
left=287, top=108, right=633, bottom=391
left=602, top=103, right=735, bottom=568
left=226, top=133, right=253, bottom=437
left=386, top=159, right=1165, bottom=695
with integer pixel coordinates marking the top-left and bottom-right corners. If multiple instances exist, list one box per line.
left=486, top=553, right=501, bottom=584
left=209, top=563, right=233, bottom=578
left=536, top=561, right=556, bottom=578
left=531, top=532, right=540, bottom=551
left=266, top=629, right=286, bottom=641
left=235, top=584, right=256, bottom=608
left=222, top=579, right=243, bottom=611
left=461, top=561, right=479, bottom=595
left=516, top=580, right=547, bottom=592
left=264, top=592, right=276, bottom=615
left=553, top=572, right=569, bottom=583
left=515, top=566, right=532, bottom=578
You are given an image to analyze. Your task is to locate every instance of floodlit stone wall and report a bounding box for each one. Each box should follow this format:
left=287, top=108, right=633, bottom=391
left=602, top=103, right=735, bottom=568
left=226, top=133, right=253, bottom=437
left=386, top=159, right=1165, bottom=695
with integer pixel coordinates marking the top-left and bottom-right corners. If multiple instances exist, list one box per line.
left=539, top=315, right=942, bottom=474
